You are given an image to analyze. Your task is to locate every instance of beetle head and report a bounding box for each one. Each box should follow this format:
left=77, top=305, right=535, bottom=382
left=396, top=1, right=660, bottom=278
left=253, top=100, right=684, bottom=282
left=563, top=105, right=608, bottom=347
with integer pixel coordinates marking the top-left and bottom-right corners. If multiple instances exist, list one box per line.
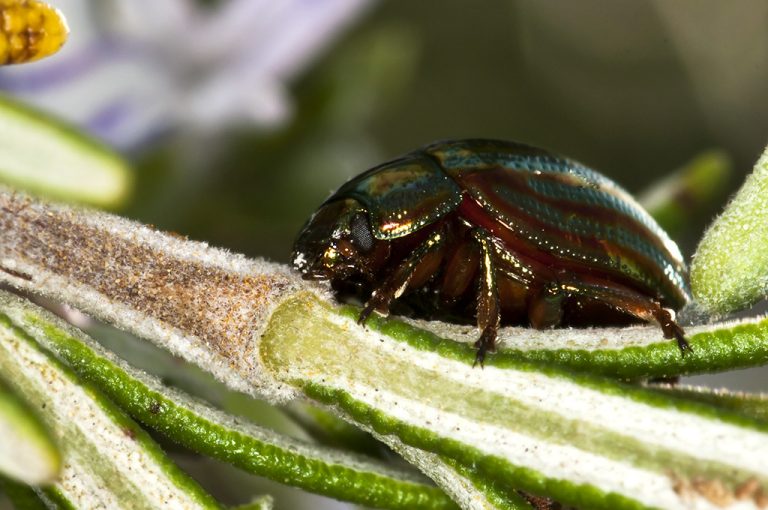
left=292, top=198, right=380, bottom=281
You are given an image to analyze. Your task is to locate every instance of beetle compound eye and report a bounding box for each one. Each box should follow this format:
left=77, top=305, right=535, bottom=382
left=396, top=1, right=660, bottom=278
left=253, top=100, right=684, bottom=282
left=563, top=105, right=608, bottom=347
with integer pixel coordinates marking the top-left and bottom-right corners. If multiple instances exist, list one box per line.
left=350, top=213, right=374, bottom=253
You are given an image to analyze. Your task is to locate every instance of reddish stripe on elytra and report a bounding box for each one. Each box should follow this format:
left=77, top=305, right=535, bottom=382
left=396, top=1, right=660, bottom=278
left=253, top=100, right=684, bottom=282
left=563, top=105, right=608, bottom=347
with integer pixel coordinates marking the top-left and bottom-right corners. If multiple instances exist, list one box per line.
left=458, top=167, right=680, bottom=269
left=525, top=170, right=681, bottom=261
left=450, top=168, right=687, bottom=301
left=456, top=194, right=680, bottom=305
left=455, top=170, right=631, bottom=262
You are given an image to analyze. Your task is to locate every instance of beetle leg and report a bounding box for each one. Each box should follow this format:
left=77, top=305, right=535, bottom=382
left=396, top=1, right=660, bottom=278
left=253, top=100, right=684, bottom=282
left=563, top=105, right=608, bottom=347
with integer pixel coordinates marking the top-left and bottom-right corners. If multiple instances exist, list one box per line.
left=528, top=282, right=565, bottom=329
left=654, top=306, right=691, bottom=355
left=440, top=240, right=480, bottom=304
left=470, top=229, right=501, bottom=367
left=558, top=276, right=692, bottom=355
left=358, top=226, right=446, bottom=324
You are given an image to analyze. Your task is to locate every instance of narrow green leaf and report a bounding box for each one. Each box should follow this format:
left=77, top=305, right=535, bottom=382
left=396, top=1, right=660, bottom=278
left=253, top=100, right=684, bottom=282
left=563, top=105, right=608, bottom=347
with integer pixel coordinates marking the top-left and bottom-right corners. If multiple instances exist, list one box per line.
left=650, top=384, right=768, bottom=425
left=380, top=305, right=768, bottom=380
left=379, top=437, right=532, bottom=510
left=284, top=402, right=384, bottom=455
left=261, top=293, right=768, bottom=510
left=691, top=144, right=768, bottom=315
left=0, top=291, right=457, bottom=510
left=0, top=377, right=60, bottom=484
left=0, top=476, right=49, bottom=510
left=286, top=402, right=533, bottom=508
left=639, top=150, right=731, bottom=237
left=0, top=94, right=132, bottom=208
left=437, top=456, right=533, bottom=510
left=0, top=301, right=223, bottom=509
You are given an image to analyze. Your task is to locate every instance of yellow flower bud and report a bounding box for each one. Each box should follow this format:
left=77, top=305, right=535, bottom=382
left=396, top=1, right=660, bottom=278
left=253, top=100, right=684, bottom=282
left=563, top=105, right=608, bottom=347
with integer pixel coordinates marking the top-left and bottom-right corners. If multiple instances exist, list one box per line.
left=0, top=0, right=68, bottom=65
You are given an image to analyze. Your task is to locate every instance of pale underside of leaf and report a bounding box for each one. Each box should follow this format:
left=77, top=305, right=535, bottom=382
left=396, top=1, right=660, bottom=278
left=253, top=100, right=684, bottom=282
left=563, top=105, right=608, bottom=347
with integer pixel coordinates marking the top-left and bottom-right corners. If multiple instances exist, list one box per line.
left=0, top=290, right=455, bottom=510
left=260, top=293, right=768, bottom=510
left=0, top=95, right=131, bottom=207
left=0, top=378, right=60, bottom=484
left=0, top=309, right=223, bottom=509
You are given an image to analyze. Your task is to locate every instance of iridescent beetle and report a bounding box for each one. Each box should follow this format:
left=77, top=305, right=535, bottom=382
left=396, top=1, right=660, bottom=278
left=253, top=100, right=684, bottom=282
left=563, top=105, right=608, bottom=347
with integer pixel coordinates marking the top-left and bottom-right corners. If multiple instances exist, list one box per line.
left=292, top=139, right=691, bottom=365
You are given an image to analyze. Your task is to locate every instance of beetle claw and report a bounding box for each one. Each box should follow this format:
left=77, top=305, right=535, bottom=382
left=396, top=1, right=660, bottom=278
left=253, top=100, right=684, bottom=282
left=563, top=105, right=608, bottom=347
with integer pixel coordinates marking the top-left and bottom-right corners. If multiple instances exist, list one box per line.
left=473, top=325, right=497, bottom=368
left=659, top=315, right=692, bottom=357
left=657, top=312, right=692, bottom=357
left=676, top=333, right=693, bottom=357
left=472, top=348, right=486, bottom=368
left=358, top=289, right=391, bottom=325
left=358, top=304, right=374, bottom=325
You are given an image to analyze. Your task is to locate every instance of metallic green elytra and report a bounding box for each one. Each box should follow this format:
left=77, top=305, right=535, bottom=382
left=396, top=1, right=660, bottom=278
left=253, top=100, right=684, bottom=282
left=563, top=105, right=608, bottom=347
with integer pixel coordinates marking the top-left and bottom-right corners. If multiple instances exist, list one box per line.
left=293, top=139, right=692, bottom=364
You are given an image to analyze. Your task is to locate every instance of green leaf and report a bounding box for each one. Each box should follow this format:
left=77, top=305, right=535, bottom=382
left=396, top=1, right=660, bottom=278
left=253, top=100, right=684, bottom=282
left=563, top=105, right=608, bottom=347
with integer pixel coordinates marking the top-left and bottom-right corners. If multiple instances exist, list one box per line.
left=0, top=94, right=132, bottom=208
left=0, top=377, right=60, bottom=485
left=381, top=438, right=532, bottom=510
left=0, top=302, right=223, bottom=509
left=284, top=402, right=384, bottom=455
left=0, top=477, right=49, bottom=510
left=650, top=384, right=768, bottom=425
left=5, top=185, right=768, bottom=388
left=260, top=293, right=768, bottom=510
left=639, top=149, right=731, bottom=238
left=351, top=304, right=768, bottom=380
left=691, top=144, right=768, bottom=315
left=0, top=291, right=457, bottom=510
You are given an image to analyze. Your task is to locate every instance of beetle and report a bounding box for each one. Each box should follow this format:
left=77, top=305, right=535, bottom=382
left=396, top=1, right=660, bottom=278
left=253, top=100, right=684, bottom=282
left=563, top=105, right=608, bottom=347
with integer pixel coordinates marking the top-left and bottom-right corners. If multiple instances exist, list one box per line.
left=292, top=139, right=691, bottom=365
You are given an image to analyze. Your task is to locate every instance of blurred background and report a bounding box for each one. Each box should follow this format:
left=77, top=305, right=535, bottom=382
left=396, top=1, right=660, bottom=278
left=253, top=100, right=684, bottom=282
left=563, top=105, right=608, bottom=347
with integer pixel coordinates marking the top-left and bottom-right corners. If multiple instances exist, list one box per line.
left=1, top=0, right=768, bottom=507
left=4, top=0, right=768, bottom=258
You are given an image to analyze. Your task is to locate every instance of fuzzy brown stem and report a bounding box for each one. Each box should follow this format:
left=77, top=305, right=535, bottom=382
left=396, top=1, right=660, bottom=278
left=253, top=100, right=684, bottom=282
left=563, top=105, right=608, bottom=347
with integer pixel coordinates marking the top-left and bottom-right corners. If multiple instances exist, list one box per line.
left=0, top=189, right=305, bottom=398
